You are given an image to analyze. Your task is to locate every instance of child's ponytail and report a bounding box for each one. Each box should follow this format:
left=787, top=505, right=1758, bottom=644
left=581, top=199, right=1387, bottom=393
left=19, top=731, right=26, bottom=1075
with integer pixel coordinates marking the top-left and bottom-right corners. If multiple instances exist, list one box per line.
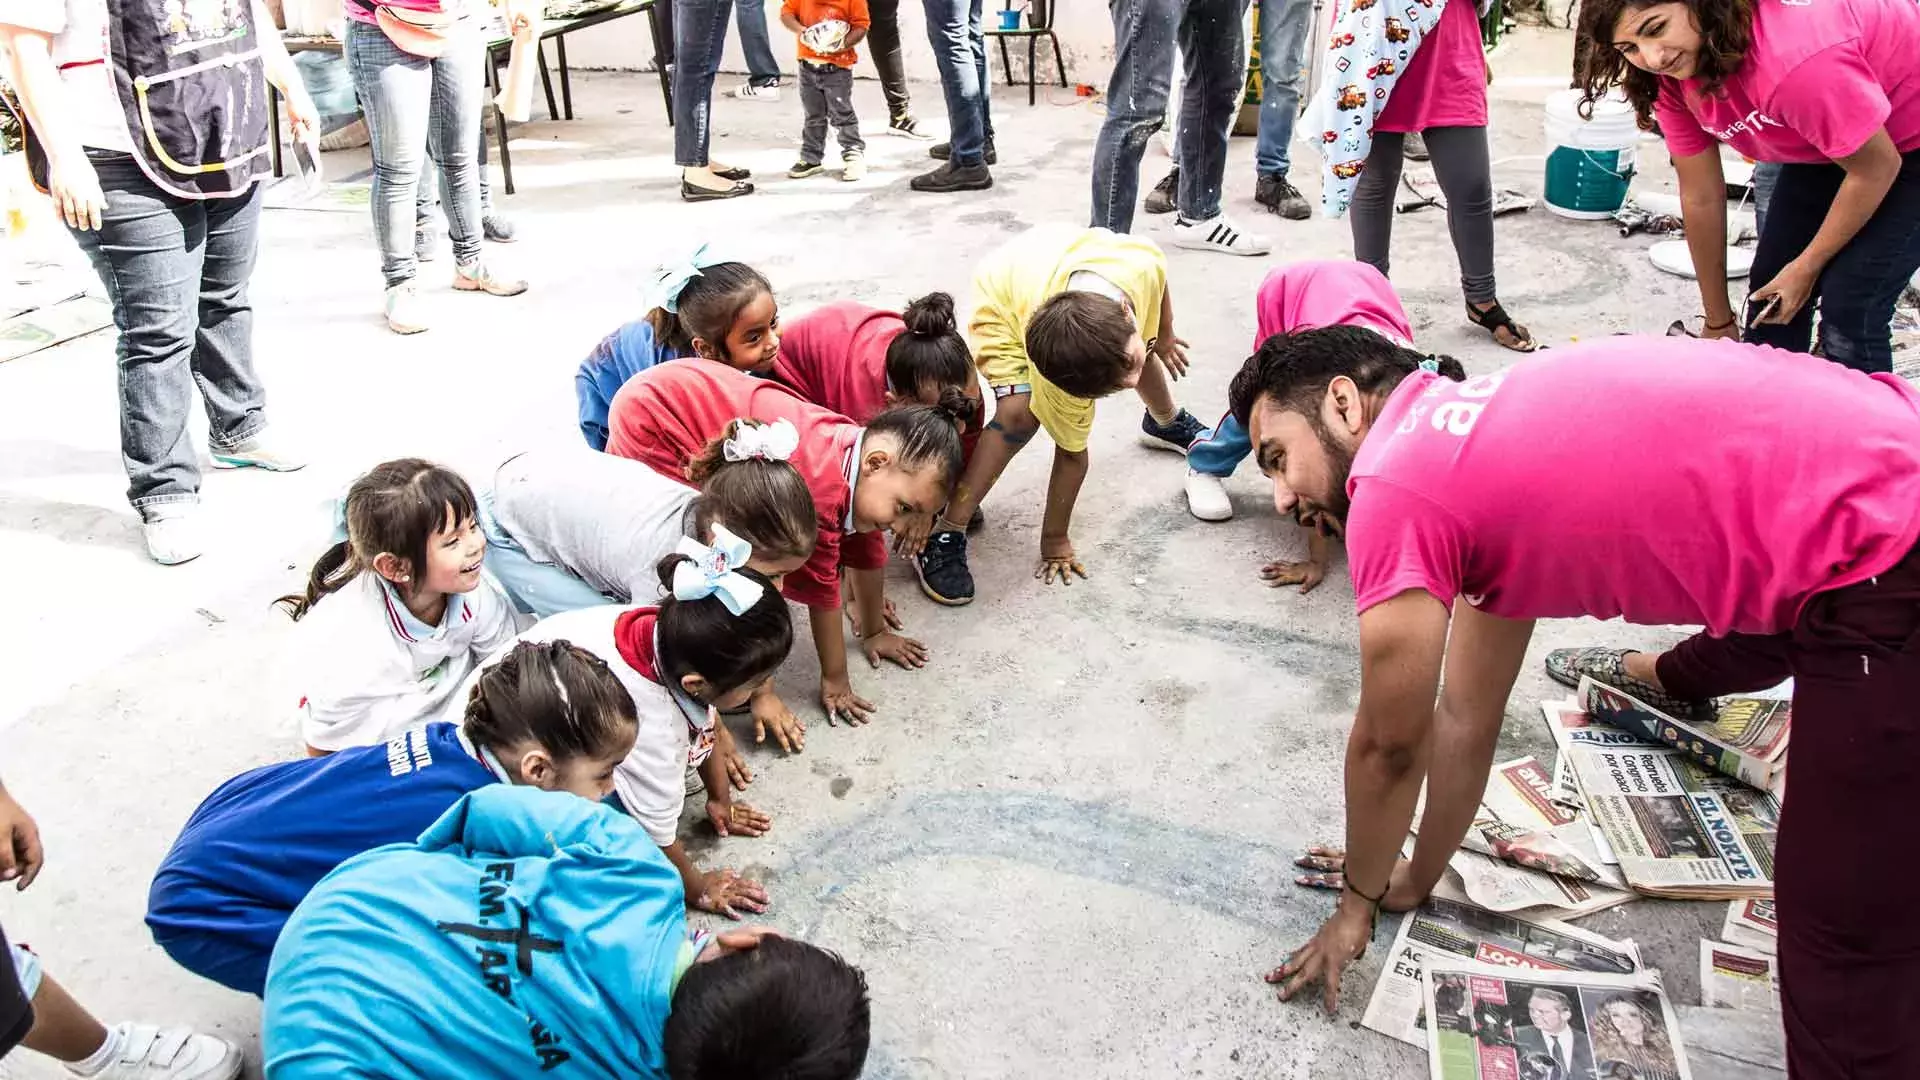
left=276, top=540, right=356, bottom=621
left=275, top=458, right=479, bottom=622
left=865, top=398, right=969, bottom=488
left=463, top=640, right=638, bottom=762
left=885, top=292, right=974, bottom=400
left=654, top=552, right=793, bottom=697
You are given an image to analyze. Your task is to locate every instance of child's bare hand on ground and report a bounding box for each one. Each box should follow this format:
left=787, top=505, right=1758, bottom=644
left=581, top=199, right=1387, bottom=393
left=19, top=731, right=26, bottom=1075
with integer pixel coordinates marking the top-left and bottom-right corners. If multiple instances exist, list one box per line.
left=707, top=798, right=772, bottom=838
left=1152, top=336, right=1192, bottom=379
left=1036, top=535, right=1087, bottom=586
left=846, top=597, right=903, bottom=637
left=752, top=690, right=806, bottom=753
left=892, top=516, right=935, bottom=559
left=1261, top=559, right=1326, bottom=594
left=820, top=676, right=875, bottom=725
left=721, top=738, right=754, bottom=790
left=863, top=630, right=928, bottom=670
left=694, top=868, right=770, bottom=919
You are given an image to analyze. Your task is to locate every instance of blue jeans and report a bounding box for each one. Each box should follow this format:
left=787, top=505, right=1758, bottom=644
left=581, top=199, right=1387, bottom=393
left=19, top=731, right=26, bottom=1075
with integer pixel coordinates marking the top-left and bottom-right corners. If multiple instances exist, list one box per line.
left=1254, top=0, right=1311, bottom=177
left=1188, top=412, right=1251, bottom=477
left=734, top=0, right=782, bottom=85
left=478, top=496, right=617, bottom=617
left=922, top=0, right=994, bottom=165
left=1744, top=150, right=1920, bottom=375
left=1752, top=160, right=1780, bottom=238
left=673, top=0, right=735, bottom=165
left=70, top=153, right=267, bottom=514
left=346, top=19, right=486, bottom=286
left=1092, top=0, right=1250, bottom=231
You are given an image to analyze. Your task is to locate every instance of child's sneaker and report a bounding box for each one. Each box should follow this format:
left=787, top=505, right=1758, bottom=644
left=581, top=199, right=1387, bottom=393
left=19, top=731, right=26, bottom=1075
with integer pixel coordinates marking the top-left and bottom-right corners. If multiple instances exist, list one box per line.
left=729, top=80, right=780, bottom=102
left=789, top=160, right=825, bottom=179
left=453, top=261, right=528, bottom=297
left=81, top=1022, right=242, bottom=1079
left=384, top=283, right=428, bottom=335
left=1139, top=408, right=1205, bottom=454
left=889, top=112, right=932, bottom=139
left=1169, top=214, right=1271, bottom=257
left=841, top=152, right=866, bottom=181
left=211, top=431, right=306, bottom=472
left=1185, top=470, right=1232, bottom=521
left=141, top=508, right=204, bottom=566
left=915, top=528, right=975, bottom=605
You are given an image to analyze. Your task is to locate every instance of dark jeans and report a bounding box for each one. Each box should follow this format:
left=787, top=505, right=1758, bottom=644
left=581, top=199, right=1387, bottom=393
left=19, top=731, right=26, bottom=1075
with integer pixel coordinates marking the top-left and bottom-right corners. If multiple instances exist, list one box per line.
left=1655, top=542, right=1920, bottom=1080
left=69, top=152, right=267, bottom=515
left=734, top=0, right=782, bottom=85
left=798, top=63, right=864, bottom=163
left=866, top=0, right=912, bottom=118
left=1352, top=127, right=1497, bottom=304
left=1091, top=0, right=1250, bottom=231
left=672, top=0, right=735, bottom=165
left=1744, top=150, right=1920, bottom=375
left=922, top=0, right=994, bottom=165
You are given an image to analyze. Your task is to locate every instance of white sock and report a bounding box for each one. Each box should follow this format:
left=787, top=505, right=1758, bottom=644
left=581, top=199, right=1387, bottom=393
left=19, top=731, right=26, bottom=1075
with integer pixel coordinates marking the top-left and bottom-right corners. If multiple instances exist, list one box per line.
left=67, top=1023, right=123, bottom=1076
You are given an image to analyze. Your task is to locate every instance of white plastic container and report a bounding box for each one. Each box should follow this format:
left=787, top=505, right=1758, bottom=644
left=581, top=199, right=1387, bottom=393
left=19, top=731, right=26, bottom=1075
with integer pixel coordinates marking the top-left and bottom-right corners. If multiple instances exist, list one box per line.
left=1543, top=88, right=1639, bottom=219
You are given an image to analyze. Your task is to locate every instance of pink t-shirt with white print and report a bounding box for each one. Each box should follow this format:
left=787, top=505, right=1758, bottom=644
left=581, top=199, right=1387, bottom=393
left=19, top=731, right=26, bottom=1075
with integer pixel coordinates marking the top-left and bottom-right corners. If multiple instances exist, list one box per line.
left=1343, top=336, right=1920, bottom=635
left=1654, top=0, right=1920, bottom=162
left=1254, top=260, right=1414, bottom=345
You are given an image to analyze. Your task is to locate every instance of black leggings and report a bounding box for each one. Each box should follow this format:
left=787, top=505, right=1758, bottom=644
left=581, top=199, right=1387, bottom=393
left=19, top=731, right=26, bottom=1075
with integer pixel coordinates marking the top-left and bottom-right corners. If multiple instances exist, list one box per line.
left=865, top=0, right=913, bottom=119
left=1349, top=126, right=1497, bottom=305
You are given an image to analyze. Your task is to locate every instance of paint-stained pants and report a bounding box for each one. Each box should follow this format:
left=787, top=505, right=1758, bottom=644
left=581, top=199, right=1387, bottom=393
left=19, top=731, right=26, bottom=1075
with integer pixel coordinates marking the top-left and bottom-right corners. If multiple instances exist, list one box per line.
left=1655, top=542, right=1920, bottom=1080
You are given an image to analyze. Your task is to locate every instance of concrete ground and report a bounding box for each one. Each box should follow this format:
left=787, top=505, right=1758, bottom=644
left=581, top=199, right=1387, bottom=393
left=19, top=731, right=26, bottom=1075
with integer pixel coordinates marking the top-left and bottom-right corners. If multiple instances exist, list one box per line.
left=0, top=26, right=1785, bottom=1079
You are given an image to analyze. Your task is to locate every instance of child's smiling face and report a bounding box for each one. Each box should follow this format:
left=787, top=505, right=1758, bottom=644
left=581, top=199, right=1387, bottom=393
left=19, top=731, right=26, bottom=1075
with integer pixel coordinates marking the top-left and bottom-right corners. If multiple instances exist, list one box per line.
left=701, top=290, right=781, bottom=374
left=419, top=507, right=488, bottom=596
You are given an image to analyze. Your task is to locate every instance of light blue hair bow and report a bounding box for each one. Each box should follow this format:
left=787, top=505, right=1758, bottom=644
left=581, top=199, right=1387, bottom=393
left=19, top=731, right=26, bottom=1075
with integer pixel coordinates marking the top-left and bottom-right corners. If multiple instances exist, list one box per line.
left=672, top=525, right=764, bottom=615
left=643, top=242, right=732, bottom=314
left=1418, top=357, right=1441, bottom=373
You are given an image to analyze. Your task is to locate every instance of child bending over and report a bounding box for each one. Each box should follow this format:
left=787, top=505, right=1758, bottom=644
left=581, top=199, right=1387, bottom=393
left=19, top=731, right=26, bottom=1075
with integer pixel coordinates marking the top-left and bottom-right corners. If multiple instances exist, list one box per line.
left=577, top=251, right=779, bottom=450
left=914, top=224, right=1206, bottom=604
left=608, top=364, right=968, bottom=725
left=280, top=459, right=521, bottom=754
left=455, top=548, right=792, bottom=918
left=263, top=786, right=869, bottom=1079
left=146, top=641, right=638, bottom=996
left=780, top=0, right=869, bottom=181
left=1187, top=260, right=1419, bottom=593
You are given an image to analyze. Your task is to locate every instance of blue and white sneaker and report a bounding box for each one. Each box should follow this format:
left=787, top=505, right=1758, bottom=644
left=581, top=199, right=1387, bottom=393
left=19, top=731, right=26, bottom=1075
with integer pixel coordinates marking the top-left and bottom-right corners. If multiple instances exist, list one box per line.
left=1139, top=408, right=1206, bottom=454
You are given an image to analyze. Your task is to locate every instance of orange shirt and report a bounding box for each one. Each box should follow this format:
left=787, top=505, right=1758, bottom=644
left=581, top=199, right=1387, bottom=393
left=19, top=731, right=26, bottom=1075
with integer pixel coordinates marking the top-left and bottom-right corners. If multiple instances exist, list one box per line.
left=782, top=0, right=869, bottom=68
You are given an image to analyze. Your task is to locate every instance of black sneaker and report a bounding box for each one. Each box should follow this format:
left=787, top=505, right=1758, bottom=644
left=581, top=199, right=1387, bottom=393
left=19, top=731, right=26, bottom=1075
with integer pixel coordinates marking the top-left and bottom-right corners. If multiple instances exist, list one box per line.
left=929, top=140, right=997, bottom=165
left=482, top=213, right=516, bottom=243
left=966, top=506, right=985, bottom=533
left=1144, top=168, right=1178, bottom=215
left=1139, top=408, right=1205, bottom=454
left=890, top=113, right=933, bottom=140
left=789, top=160, right=825, bottom=179
left=916, top=529, right=975, bottom=605
left=911, top=161, right=993, bottom=193
left=1255, top=173, right=1311, bottom=220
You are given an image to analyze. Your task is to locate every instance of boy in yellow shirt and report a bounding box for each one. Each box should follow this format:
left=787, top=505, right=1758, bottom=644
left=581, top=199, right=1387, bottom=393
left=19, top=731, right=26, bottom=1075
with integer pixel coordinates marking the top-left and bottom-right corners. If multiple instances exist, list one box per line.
left=912, top=225, right=1204, bottom=604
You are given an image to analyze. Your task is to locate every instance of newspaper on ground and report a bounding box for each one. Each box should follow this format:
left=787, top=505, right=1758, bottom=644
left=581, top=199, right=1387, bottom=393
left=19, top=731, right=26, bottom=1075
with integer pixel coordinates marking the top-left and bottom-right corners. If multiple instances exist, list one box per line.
left=1700, top=939, right=1780, bottom=1012
left=1721, top=899, right=1778, bottom=955
left=1567, top=679, right=1780, bottom=900
left=1440, top=850, right=1636, bottom=920
left=1363, top=893, right=1642, bottom=1047
left=1542, top=699, right=1621, bottom=865
left=1580, top=675, right=1789, bottom=794
left=1423, top=959, right=1693, bottom=1080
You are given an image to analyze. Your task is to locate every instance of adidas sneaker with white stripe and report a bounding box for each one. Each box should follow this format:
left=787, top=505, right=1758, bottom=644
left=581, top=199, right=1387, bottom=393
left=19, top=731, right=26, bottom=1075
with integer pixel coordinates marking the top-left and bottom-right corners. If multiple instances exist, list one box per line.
left=1169, top=214, right=1271, bottom=257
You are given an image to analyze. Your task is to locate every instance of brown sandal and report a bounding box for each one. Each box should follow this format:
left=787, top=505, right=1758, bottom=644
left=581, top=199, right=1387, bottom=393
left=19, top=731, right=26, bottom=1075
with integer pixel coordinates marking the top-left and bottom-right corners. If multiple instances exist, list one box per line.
left=1466, top=300, right=1537, bottom=353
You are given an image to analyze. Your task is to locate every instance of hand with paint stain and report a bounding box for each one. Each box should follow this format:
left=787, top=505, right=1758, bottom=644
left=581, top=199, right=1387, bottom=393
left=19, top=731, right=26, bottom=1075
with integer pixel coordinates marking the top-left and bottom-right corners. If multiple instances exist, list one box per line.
left=820, top=673, right=875, bottom=726
left=751, top=684, right=807, bottom=754
left=1036, top=533, right=1088, bottom=586
left=692, top=867, right=770, bottom=920
left=707, top=796, right=772, bottom=839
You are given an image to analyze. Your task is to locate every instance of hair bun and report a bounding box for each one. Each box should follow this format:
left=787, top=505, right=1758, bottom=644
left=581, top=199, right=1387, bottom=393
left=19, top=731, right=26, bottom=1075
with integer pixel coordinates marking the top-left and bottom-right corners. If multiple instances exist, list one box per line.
left=656, top=552, right=694, bottom=591
left=930, top=386, right=975, bottom=427
left=901, top=292, right=957, bottom=338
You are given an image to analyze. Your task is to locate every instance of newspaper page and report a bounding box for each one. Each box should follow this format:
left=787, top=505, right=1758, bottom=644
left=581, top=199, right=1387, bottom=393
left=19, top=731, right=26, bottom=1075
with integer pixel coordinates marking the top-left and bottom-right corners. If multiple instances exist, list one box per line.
left=1580, top=677, right=1789, bottom=794
left=1721, top=899, right=1778, bottom=955
left=1363, top=894, right=1642, bottom=1047
left=1423, top=960, right=1694, bottom=1080
left=1565, top=698, right=1780, bottom=899
left=1542, top=697, right=1645, bottom=865
left=1415, top=756, right=1627, bottom=887
left=1700, top=940, right=1780, bottom=1012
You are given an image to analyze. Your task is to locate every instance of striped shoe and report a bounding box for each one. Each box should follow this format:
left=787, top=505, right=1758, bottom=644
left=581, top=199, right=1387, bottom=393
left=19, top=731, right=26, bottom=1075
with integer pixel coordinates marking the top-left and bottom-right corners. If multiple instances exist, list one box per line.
left=1169, top=213, right=1271, bottom=257
left=1543, top=647, right=1712, bottom=719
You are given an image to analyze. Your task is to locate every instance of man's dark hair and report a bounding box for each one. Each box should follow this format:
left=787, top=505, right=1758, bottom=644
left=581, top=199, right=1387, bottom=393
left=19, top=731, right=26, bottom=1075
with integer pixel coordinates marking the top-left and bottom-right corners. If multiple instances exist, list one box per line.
left=665, top=937, right=871, bottom=1080
left=1227, top=325, right=1466, bottom=429
left=1025, top=291, right=1137, bottom=399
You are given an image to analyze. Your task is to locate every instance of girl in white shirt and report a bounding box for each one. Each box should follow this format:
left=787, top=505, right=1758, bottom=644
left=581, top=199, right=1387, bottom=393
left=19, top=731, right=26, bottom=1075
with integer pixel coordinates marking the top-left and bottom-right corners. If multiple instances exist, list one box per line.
left=458, top=541, right=794, bottom=919
left=278, top=458, right=521, bottom=754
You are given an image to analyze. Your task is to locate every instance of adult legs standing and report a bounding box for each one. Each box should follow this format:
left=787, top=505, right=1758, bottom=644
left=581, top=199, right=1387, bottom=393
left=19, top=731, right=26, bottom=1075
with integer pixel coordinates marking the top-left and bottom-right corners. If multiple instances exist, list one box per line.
left=912, top=0, right=993, bottom=191
left=1090, top=0, right=1180, bottom=233
left=727, top=0, right=785, bottom=97
left=1253, top=0, right=1312, bottom=219
left=674, top=0, right=755, bottom=198
left=865, top=0, right=927, bottom=133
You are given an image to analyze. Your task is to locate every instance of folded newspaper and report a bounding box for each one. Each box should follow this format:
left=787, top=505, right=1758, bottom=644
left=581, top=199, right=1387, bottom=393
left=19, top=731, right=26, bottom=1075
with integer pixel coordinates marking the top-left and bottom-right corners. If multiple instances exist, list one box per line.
left=1700, top=939, right=1780, bottom=1012
left=1363, top=893, right=1642, bottom=1047
left=1722, top=899, right=1778, bottom=955
left=1422, top=960, right=1693, bottom=1080
left=1580, top=675, right=1789, bottom=794
left=1567, top=680, right=1780, bottom=899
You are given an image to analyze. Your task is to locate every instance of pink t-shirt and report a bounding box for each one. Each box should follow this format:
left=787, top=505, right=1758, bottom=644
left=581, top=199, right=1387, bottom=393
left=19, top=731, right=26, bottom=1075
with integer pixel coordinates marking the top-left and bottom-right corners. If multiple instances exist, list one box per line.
left=1654, top=0, right=1920, bottom=162
left=1344, top=337, right=1920, bottom=635
left=1374, top=0, right=1487, bottom=133
left=343, top=0, right=462, bottom=28
left=1255, top=260, right=1413, bottom=345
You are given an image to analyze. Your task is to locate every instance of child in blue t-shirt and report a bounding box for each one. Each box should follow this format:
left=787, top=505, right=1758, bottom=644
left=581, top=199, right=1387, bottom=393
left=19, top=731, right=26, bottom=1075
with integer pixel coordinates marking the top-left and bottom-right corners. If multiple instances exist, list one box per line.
left=146, top=641, right=638, bottom=996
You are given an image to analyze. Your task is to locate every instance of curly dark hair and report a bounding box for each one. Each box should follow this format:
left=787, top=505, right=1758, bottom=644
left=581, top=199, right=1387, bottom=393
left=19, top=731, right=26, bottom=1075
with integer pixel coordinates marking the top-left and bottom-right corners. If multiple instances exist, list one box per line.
left=1576, top=0, right=1757, bottom=131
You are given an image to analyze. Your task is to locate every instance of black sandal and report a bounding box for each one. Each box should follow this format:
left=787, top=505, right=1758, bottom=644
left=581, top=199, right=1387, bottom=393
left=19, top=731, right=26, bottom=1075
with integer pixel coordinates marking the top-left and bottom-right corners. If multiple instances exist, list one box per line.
left=680, top=178, right=755, bottom=202
left=710, top=165, right=752, bottom=181
left=1465, top=300, right=1537, bottom=353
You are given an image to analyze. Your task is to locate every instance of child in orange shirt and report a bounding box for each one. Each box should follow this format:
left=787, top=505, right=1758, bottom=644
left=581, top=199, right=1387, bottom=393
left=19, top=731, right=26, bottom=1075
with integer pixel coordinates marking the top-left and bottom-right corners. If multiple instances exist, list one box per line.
left=781, top=0, right=870, bottom=181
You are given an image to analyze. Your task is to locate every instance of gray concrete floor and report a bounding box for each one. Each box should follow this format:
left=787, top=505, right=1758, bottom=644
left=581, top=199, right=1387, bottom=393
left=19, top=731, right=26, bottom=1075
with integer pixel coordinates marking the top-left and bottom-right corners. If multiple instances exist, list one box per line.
left=0, top=26, right=1785, bottom=1078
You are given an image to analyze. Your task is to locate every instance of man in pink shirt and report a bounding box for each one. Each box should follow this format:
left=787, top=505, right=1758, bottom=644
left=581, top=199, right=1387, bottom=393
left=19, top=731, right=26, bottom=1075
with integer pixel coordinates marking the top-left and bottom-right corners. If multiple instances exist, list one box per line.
left=1233, top=329, right=1920, bottom=1080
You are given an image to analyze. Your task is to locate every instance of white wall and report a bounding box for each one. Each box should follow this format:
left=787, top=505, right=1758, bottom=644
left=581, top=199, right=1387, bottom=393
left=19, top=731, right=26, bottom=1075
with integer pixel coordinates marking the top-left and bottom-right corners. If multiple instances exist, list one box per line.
left=554, top=0, right=1119, bottom=89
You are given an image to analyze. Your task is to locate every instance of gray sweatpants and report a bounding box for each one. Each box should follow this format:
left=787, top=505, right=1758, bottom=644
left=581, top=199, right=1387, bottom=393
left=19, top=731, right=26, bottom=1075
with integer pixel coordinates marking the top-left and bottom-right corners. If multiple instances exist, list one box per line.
left=1349, top=126, right=1496, bottom=305
left=799, top=61, right=865, bottom=165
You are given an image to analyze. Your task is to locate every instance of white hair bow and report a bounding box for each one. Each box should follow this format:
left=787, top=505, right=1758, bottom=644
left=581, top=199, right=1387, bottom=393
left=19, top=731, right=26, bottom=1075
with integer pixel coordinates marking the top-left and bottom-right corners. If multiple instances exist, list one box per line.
left=722, top=418, right=800, bottom=463
left=671, top=525, right=764, bottom=615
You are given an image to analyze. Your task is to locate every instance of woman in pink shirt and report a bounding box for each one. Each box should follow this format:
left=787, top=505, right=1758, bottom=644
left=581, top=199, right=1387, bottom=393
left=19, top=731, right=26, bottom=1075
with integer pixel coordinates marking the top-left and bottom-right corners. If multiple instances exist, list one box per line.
left=1234, top=329, right=1920, bottom=1080
left=1581, top=0, right=1920, bottom=373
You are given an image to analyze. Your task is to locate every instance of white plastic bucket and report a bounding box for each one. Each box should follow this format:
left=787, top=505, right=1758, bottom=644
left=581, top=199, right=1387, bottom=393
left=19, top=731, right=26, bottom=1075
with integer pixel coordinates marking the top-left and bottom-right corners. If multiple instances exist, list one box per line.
left=1543, top=88, right=1639, bottom=220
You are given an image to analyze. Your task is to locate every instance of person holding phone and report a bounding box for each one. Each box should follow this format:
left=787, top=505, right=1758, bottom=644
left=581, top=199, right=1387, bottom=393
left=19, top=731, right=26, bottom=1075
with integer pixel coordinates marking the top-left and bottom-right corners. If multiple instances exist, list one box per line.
left=1578, top=0, right=1920, bottom=374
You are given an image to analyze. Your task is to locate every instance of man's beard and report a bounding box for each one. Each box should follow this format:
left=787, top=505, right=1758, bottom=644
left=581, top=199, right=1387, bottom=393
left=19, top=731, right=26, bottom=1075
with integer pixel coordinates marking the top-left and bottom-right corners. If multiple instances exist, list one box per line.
left=1294, top=422, right=1355, bottom=535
